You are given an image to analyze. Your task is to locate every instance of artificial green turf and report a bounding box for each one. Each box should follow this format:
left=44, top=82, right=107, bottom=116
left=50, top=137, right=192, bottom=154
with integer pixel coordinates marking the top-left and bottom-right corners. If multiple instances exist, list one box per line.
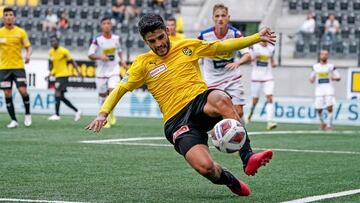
left=0, top=114, right=359, bottom=203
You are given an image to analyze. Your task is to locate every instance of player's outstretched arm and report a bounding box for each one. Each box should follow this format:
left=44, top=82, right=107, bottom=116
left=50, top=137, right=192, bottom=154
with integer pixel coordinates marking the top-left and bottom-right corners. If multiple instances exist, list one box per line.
left=217, top=27, right=276, bottom=53
left=85, top=85, right=128, bottom=132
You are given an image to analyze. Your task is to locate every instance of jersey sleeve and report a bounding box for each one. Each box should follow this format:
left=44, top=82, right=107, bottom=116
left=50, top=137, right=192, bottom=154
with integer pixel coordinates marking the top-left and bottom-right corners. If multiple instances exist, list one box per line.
left=21, top=30, right=31, bottom=48
left=116, top=36, right=122, bottom=53
left=118, top=57, right=146, bottom=91
left=197, top=32, right=203, bottom=40
left=331, top=65, right=341, bottom=79
left=309, top=65, right=316, bottom=80
left=64, top=48, right=73, bottom=61
left=88, top=38, right=99, bottom=56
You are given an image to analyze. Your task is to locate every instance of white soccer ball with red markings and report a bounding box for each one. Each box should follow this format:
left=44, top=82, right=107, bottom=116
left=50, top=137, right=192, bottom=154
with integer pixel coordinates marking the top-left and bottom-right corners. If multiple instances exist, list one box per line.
left=211, top=119, right=247, bottom=153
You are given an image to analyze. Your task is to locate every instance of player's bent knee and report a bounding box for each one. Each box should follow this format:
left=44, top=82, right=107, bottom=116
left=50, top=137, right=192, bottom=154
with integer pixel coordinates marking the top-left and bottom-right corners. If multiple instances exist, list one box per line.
left=194, top=159, right=216, bottom=177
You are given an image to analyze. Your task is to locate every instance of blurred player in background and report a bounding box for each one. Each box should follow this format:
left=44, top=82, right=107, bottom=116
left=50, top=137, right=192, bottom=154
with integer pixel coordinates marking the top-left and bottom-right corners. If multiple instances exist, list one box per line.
left=247, top=41, right=277, bottom=130
left=48, top=36, right=82, bottom=121
left=87, top=14, right=275, bottom=196
left=0, top=7, right=32, bottom=128
left=198, top=4, right=252, bottom=126
left=88, top=16, right=127, bottom=128
left=166, top=17, right=185, bottom=42
left=310, top=49, right=340, bottom=130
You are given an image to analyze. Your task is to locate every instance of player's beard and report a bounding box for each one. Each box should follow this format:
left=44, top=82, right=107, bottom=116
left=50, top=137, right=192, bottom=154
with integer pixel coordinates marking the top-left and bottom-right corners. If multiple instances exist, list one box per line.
left=153, top=40, right=170, bottom=57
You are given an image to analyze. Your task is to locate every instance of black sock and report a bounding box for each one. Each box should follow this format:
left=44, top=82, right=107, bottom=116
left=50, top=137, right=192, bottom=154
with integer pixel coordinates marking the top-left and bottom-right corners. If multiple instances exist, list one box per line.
left=5, top=97, right=17, bottom=121
left=239, top=128, right=254, bottom=166
left=211, top=168, right=240, bottom=188
left=55, top=96, right=61, bottom=116
left=61, top=97, right=78, bottom=112
left=22, top=94, right=30, bottom=115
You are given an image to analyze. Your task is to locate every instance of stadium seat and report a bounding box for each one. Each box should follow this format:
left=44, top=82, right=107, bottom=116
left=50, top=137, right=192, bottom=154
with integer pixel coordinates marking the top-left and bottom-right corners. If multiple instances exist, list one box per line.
left=21, top=6, right=29, bottom=18
left=349, top=42, right=358, bottom=54
left=64, top=0, right=71, bottom=6
left=135, top=0, right=142, bottom=7
left=137, top=38, right=145, bottom=48
left=16, top=0, right=27, bottom=6
left=126, top=37, right=133, bottom=48
left=171, top=0, right=179, bottom=8
left=321, top=13, right=329, bottom=24
left=80, top=8, right=88, bottom=19
left=40, top=35, right=48, bottom=46
left=76, top=0, right=83, bottom=6
left=29, top=33, right=37, bottom=46
left=327, top=0, right=335, bottom=10
left=341, top=26, right=350, bottom=39
left=72, top=21, right=81, bottom=32
left=28, top=0, right=39, bottom=6
left=354, top=0, right=360, bottom=11
left=321, top=41, right=331, bottom=51
left=5, top=0, right=15, bottom=5
left=340, top=0, right=348, bottom=11
left=301, top=0, right=310, bottom=10
left=76, top=36, right=85, bottom=47
left=334, top=42, right=345, bottom=55
left=355, top=27, right=360, bottom=39
left=88, top=0, right=95, bottom=6
left=33, top=7, right=41, bottom=18
left=314, top=0, right=322, bottom=11
left=315, top=24, right=324, bottom=39
left=347, top=13, right=355, bottom=24
left=36, top=21, right=42, bottom=31
left=24, top=20, right=33, bottom=31
left=121, top=24, right=129, bottom=33
left=296, top=40, right=305, bottom=52
left=100, top=0, right=107, bottom=6
left=40, top=0, right=48, bottom=5
left=65, top=37, right=73, bottom=47
left=69, top=8, right=76, bottom=19
left=309, top=41, right=318, bottom=53
left=53, top=0, right=59, bottom=5
left=92, top=8, right=100, bottom=19
left=335, top=13, right=343, bottom=24
left=84, top=22, right=93, bottom=33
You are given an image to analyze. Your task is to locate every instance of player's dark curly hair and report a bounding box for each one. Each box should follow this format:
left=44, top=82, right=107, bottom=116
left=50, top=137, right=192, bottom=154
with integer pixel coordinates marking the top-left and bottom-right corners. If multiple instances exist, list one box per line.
left=3, top=7, right=16, bottom=16
left=138, top=14, right=166, bottom=38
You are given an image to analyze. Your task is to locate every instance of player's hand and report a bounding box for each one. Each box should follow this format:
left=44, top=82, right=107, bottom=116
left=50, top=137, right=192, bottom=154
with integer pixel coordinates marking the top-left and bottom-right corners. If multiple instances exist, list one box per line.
left=259, top=27, right=276, bottom=45
left=25, top=57, right=30, bottom=64
left=100, top=55, right=110, bottom=62
left=225, top=62, right=240, bottom=70
left=120, top=61, right=128, bottom=69
left=85, top=113, right=108, bottom=133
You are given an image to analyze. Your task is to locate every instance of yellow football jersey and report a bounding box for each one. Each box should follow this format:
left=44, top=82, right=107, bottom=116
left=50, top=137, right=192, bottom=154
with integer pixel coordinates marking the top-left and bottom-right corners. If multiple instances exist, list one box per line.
left=169, top=33, right=185, bottom=42
left=119, top=39, right=235, bottom=122
left=49, top=46, right=72, bottom=77
left=0, top=26, right=31, bottom=69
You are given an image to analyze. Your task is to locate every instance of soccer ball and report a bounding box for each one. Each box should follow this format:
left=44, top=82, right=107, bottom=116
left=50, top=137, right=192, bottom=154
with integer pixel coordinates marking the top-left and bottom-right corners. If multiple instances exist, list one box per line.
left=211, top=119, right=247, bottom=153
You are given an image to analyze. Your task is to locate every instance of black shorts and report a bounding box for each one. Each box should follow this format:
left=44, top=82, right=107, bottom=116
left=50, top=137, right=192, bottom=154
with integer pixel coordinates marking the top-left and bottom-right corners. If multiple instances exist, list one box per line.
left=55, top=77, right=69, bottom=92
left=164, top=89, right=225, bottom=156
left=0, top=69, right=27, bottom=89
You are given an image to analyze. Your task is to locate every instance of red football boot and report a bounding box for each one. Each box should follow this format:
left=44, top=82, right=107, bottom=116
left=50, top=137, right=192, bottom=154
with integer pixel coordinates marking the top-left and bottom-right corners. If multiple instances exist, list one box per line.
left=244, top=150, right=273, bottom=176
left=228, top=179, right=251, bottom=196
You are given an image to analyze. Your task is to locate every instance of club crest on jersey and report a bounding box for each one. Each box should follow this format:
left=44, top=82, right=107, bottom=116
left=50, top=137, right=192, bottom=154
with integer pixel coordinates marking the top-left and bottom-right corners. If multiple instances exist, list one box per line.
left=149, top=64, right=167, bottom=78
left=182, top=48, right=193, bottom=56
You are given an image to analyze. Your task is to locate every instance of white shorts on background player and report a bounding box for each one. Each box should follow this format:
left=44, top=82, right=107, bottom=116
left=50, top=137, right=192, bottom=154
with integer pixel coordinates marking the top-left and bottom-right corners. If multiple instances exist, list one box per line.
left=198, top=25, right=249, bottom=105
left=88, top=34, right=122, bottom=94
left=251, top=80, right=274, bottom=98
left=310, top=62, right=340, bottom=109
left=250, top=43, right=276, bottom=98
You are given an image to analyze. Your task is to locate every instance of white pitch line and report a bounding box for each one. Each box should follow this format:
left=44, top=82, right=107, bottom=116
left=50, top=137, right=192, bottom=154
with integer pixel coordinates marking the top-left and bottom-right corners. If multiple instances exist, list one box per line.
left=281, top=188, right=360, bottom=203
left=81, top=137, right=164, bottom=144
left=86, top=141, right=360, bottom=155
left=248, top=130, right=360, bottom=135
left=0, top=198, right=90, bottom=203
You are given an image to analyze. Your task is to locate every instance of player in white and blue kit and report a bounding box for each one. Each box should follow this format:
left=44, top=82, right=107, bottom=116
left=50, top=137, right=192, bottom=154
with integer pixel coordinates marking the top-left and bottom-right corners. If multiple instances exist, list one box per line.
left=247, top=41, right=277, bottom=130
left=198, top=4, right=252, bottom=126
left=88, top=16, right=127, bottom=128
left=310, top=49, right=340, bottom=130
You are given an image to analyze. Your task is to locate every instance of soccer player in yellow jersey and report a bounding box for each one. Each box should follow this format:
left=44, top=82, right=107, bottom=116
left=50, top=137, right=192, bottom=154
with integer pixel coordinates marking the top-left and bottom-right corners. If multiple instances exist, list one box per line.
left=166, top=17, right=185, bottom=42
left=87, top=14, right=276, bottom=196
left=0, top=7, right=32, bottom=128
left=48, top=36, right=82, bottom=121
